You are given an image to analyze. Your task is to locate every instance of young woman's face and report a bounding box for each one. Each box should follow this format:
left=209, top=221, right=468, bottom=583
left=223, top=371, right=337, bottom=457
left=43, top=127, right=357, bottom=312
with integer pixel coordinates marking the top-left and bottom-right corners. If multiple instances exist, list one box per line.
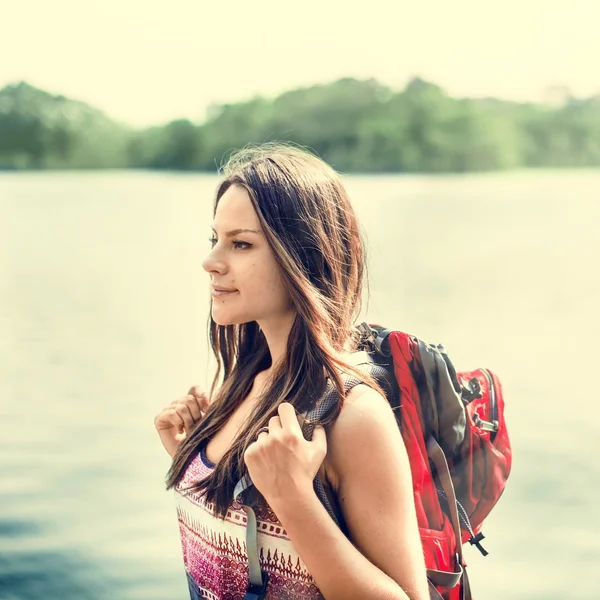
left=202, top=184, right=295, bottom=327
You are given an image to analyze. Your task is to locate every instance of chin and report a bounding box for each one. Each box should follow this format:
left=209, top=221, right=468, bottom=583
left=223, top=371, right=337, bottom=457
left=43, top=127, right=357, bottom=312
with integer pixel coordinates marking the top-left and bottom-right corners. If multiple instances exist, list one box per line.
left=211, top=310, right=251, bottom=327
left=212, top=315, right=235, bottom=327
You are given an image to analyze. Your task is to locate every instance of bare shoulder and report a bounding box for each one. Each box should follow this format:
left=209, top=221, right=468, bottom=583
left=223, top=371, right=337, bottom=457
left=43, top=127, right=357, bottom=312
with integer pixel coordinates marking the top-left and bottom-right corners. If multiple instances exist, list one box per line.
left=323, top=383, right=399, bottom=490
left=327, top=384, right=399, bottom=474
left=323, top=383, right=430, bottom=599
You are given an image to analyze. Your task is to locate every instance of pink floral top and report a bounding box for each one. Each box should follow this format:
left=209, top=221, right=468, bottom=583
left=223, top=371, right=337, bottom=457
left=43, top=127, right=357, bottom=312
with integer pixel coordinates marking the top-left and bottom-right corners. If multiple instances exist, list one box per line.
left=174, top=442, right=324, bottom=599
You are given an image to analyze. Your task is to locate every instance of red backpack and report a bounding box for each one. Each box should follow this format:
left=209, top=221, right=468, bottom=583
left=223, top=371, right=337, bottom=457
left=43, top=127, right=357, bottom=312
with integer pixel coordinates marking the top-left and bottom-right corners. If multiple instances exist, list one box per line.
left=344, top=324, right=512, bottom=599
left=235, top=323, right=512, bottom=600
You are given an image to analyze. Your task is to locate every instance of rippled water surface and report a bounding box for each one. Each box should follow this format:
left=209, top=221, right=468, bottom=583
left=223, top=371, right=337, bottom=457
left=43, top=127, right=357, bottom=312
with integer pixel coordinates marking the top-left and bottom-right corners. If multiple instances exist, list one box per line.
left=1, top=170, right=598, bottom=599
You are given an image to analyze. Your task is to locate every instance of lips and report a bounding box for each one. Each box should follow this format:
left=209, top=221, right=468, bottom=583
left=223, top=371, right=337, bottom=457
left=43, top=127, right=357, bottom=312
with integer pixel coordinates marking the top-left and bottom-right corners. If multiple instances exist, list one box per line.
left=211, top=285, right=238, bottom=297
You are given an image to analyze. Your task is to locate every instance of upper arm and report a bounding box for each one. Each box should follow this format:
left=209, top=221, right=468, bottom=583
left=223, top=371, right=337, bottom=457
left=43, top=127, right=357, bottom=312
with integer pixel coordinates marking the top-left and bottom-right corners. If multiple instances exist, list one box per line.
left=326, top=384, right=429, bottom=600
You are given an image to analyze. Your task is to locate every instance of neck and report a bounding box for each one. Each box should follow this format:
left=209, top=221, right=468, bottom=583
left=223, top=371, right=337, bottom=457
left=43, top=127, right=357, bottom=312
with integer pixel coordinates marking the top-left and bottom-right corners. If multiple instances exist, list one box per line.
left=257, top=311, right=296, bottom=374
left=257, top=318, right=358, bottom=378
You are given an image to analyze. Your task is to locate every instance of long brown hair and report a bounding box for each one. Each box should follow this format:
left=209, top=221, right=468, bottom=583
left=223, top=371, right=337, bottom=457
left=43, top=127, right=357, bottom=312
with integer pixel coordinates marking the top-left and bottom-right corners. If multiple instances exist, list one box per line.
left=165, top=142, right=380, bottom=518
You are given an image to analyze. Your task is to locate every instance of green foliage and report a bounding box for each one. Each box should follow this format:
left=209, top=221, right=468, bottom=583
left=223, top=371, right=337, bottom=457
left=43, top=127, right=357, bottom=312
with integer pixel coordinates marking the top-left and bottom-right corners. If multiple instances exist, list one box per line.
left=0, top=82, right=130, bottom=169
left=0, top=78, right=599, bottom=172
left=128, top=119, right=203, bottom=170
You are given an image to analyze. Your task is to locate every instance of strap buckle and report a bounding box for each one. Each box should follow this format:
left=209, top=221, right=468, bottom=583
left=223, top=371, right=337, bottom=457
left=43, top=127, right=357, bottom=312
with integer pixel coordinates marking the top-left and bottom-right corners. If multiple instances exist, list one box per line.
left=244, top=570, right=269, bottom=600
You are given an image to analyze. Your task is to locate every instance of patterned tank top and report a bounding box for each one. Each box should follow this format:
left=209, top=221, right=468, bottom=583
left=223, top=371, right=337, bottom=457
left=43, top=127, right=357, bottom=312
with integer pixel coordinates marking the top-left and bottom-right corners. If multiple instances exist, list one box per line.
left=174, top=441, right=325, bottom=600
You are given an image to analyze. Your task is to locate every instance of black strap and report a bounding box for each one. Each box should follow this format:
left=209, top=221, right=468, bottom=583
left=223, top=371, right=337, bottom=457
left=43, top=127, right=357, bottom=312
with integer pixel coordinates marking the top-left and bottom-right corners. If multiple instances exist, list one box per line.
left=244, top=570, right=269, bottom=600
left=428, top=580, right=445, bottom=600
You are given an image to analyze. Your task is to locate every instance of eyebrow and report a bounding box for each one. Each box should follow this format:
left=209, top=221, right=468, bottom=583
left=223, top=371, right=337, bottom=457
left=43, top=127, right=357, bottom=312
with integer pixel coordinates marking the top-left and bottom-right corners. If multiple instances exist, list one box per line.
left=211, top=227, right=263, bottom=237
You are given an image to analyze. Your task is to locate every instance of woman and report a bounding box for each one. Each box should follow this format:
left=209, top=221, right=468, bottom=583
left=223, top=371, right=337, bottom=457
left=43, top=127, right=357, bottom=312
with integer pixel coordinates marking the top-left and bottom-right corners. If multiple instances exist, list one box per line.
left=154, top=143, right=429, bottom=600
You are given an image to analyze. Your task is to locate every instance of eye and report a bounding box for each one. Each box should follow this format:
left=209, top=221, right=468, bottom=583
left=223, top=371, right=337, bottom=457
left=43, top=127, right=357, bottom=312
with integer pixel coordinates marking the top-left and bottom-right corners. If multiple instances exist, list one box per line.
left=208, top=237, right=251, bottom=251
left=232, top=240, right=251, bottom=250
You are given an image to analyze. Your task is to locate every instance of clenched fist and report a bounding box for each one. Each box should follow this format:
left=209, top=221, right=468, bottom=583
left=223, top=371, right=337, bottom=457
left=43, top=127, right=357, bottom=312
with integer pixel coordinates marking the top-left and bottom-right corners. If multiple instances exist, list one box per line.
left=154, top=386, right=209, bottom=458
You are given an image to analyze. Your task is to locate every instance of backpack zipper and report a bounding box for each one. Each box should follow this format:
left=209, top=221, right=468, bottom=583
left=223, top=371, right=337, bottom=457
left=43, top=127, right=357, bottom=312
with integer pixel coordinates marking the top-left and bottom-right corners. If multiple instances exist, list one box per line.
left=476, top=368, right=498, bottom=441
left=481, top=368, right=497, bottom=424
left=436, top=487, right=489, bottom=556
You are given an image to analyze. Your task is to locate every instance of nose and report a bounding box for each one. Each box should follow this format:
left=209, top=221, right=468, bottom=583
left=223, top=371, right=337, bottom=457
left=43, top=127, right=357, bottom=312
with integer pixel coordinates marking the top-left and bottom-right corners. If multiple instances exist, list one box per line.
left=202, top=246, right=227, bottom=275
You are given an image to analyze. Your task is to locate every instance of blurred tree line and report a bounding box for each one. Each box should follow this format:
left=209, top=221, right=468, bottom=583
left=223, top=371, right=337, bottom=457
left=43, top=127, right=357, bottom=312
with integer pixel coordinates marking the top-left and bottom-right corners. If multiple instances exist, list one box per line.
left=1, top=78, right=599, bottom=172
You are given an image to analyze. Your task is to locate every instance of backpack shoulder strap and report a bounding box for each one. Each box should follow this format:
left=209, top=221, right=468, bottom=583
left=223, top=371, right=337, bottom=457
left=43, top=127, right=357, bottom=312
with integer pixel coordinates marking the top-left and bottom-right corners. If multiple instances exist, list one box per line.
left=234, top=357, right=376, bottom=599
left=306, top=352, right=392, bottom=534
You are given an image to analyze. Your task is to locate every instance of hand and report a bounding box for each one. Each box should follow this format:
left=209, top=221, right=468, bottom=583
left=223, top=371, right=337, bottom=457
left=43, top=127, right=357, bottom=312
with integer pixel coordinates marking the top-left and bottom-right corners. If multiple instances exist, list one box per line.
left=154, top=386, right=209, bottom=458
left=243, top=402, right=327, bottom=505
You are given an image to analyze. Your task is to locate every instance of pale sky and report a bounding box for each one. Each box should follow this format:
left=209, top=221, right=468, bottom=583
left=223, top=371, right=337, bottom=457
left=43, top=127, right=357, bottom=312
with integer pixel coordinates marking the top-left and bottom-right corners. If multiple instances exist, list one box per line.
left=2, top=0, right=598, bottom=127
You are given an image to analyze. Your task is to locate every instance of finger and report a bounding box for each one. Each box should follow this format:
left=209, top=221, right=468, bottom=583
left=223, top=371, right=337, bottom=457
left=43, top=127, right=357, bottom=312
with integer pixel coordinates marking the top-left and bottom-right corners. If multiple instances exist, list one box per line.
left=155, top=407, right=184, bottom=431
left=169, top=395, right=193, bottom=407
left=188, top=387, right=210, bottom=412
left=310, top=425, right=327, bottom=451
left=198, top=394, right=210, bottom=412
left=256, top=429, right=269, bottom=443
left=268, top=415, right=282, bottom=431
left=193, top=398, right=207, bottom=420
left=174, top=404, right=195, bottom=432
left=183, top=396, right=202, bottom=422
left=168, top=396, right=200, bottom=422
left=277, top=402, right=302, bottom=433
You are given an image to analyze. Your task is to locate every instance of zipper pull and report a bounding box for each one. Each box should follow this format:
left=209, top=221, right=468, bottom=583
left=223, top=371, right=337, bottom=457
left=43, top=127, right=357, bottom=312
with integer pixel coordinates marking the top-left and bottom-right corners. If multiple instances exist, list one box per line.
left=472, top=413, right=499, bottom=433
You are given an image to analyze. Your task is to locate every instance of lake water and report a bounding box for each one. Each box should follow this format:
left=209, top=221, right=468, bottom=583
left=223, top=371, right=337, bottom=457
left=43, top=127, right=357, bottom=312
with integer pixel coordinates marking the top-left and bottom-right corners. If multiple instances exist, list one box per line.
left=1, top=170, right=598, bottom=599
